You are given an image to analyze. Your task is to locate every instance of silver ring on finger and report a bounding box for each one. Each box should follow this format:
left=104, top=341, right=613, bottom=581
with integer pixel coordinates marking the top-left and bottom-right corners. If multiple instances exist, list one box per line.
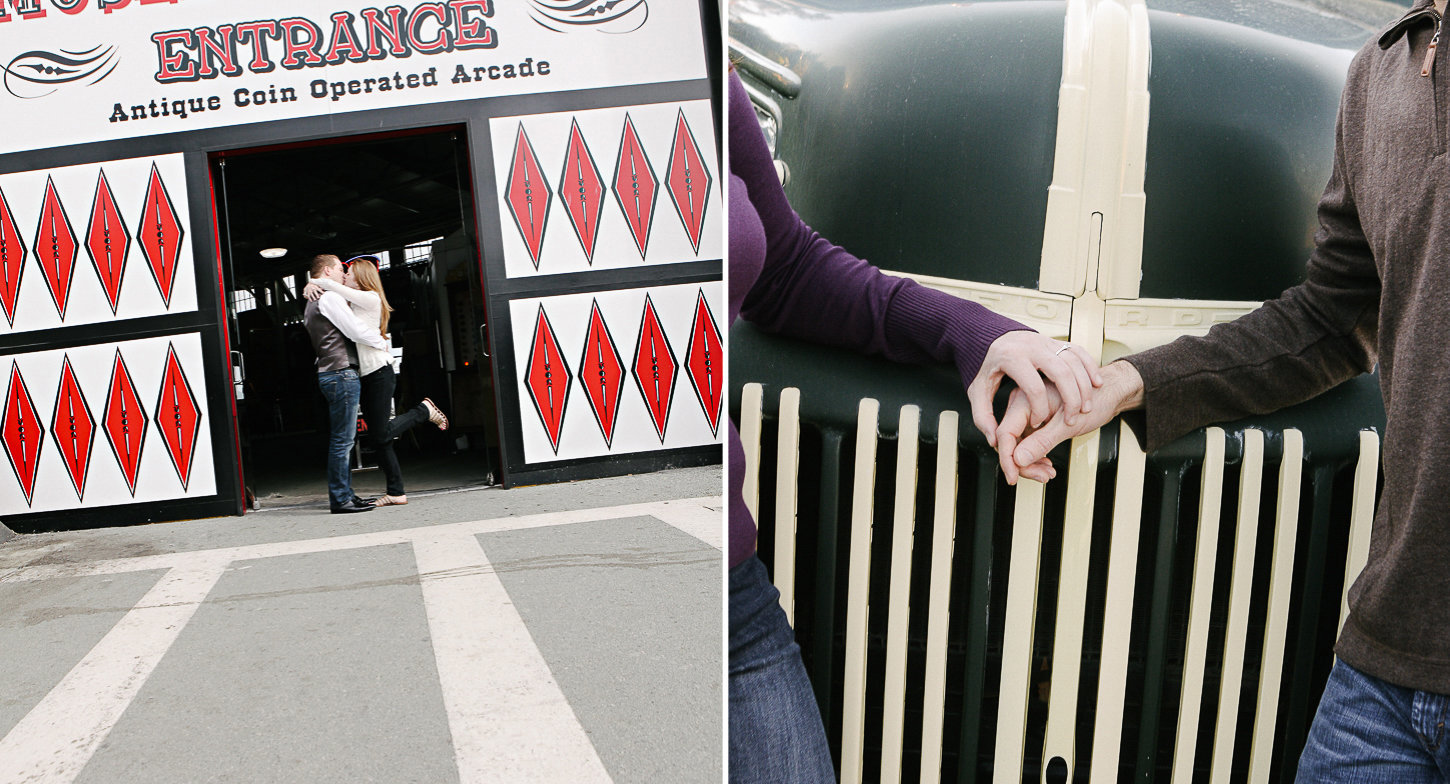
left=1055, top=342, right=1073, bottom=356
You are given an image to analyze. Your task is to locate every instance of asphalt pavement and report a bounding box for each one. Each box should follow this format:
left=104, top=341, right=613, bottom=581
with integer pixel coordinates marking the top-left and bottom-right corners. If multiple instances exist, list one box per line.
left=0, top=466, right=723, bottom=783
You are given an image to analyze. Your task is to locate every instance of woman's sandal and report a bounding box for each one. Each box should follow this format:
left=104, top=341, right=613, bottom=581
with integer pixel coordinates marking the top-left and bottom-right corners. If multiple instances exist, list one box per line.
left=421, top=398, right=449, bottom=431
left=376, top=494, right=408, bottom=506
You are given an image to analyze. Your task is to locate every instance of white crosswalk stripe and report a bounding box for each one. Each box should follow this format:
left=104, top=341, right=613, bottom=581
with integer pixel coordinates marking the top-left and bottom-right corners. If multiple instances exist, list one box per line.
left=415, top=533, right=611, bottom=783
left=0, top=561, right=227, bottom=784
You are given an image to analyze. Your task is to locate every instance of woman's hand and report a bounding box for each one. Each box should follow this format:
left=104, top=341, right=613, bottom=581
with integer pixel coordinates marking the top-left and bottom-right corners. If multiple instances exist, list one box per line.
left=966, top=331, right=1102, bottom=447
left=303, top=282, right=323, bottom=301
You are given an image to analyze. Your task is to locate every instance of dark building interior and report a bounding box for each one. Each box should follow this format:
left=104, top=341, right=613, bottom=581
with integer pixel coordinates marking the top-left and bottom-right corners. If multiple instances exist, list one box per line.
left=211, top=127, right=497, bottom=507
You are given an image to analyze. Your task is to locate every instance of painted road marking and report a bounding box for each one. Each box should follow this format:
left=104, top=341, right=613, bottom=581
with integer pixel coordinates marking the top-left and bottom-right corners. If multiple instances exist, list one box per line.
left=0, top=496, right=718, bottom=783
left=415, top=534, right=612, bottom=783
left=652, top=497, right=724, bottom=551
left=0, top=561, right=227, bottom=784
left=0, top=496, right=721, bottom=585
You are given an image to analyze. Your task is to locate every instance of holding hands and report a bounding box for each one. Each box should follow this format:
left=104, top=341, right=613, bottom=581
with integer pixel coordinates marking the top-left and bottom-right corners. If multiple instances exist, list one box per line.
left=989, top=359, right=1146, bottom=485
left=967, top=331, right=1105, bottom=443
left=966, top=331, right=1103, bottom=470
left=965, top=331, right=1148, bottom=485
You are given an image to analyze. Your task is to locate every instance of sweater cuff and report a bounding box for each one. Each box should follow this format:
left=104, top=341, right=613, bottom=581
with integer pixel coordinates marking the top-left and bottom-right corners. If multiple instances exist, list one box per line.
left=886, top=281, right=1030, bottom=381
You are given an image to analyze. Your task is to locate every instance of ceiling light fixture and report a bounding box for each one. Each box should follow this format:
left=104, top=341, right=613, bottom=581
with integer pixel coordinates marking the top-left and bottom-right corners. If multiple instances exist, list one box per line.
left=259, top=248, right=287, bottom=259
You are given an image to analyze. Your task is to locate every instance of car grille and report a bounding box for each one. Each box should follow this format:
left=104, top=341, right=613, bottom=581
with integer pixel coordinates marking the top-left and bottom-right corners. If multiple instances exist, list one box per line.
left=738, top=381, right=1378, bottom=783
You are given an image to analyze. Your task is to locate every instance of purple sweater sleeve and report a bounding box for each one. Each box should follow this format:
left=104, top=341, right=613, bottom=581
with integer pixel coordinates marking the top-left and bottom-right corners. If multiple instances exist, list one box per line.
left=728, top=72, right=1029, bottom=568
left=730, top=76, right=1029, bottom=391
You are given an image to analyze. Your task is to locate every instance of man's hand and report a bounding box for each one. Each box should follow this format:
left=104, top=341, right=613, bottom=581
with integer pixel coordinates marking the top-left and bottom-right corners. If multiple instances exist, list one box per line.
left=996, top=360, right=1145, bottom=485
left=967, top=331, right=1103, bottom=447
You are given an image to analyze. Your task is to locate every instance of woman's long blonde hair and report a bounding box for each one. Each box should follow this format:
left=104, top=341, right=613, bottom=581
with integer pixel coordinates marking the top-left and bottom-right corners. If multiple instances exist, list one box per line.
left=350, top=259, right=394, bottom=338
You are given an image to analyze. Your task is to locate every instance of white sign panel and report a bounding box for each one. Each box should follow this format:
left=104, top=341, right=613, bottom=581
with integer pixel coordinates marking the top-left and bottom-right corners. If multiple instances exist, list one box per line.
left=508, top=281, right=723, bottom=464
left=0, top=0, right=708, bottom=155
left=490, top=100, right=721, bottom=278
left=0, top=153, right=198, bottom=336
left=0, top=331, right=218, bottom=516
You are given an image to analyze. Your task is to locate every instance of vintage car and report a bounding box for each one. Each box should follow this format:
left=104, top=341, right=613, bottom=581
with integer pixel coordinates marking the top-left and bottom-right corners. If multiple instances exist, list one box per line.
left=729, top=0, right=1406, bottom=782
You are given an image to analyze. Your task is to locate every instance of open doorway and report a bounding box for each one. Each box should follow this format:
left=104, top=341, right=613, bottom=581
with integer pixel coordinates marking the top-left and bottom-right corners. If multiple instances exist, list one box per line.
left=212, top=127, right=498, bottom=509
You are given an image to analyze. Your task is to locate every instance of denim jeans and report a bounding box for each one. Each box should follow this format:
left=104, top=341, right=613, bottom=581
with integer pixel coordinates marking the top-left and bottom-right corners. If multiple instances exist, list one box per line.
left=317, top=368, right=360, bottom=509
left=1297, top=660, right=1450, bottom=782
left=729, top=555, right=835, bottom=783
left=359, top=366, right=429, bottom=496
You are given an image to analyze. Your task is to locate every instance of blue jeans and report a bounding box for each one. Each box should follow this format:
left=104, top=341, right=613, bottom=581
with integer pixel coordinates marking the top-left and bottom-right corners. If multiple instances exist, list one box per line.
left=1297, top=660, right=1450, bottom=782
left=317, top=369, right=360, bottom=509
left=729, top=555, right=835, bottom=783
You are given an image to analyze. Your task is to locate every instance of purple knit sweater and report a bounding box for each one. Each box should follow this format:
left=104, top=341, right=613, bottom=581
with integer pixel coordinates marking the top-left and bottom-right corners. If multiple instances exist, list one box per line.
left=728, top=72, right=1028, bottom=567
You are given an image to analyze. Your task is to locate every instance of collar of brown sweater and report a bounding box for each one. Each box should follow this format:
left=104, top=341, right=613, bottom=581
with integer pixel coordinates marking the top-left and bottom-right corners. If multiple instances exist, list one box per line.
left=1381, top=0, right=1439, bottom=49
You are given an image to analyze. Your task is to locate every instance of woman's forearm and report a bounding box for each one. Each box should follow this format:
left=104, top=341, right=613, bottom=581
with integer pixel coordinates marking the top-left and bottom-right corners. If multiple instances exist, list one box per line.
left=313, top=277, right=378, bottom=311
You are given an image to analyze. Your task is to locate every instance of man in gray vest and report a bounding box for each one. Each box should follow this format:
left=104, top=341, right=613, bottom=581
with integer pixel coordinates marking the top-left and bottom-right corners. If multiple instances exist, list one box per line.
left=304, top=254, right=388, bottom=513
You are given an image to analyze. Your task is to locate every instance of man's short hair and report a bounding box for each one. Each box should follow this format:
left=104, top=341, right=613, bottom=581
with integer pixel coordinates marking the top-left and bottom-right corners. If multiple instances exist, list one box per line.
left=310, top=254, right=340, bottom=279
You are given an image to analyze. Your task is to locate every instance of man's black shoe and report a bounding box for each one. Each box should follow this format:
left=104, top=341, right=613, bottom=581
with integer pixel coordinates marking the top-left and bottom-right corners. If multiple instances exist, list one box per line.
left=331, top=500, right=375, bottom=514
left=352, top=495, right=377, bottom=506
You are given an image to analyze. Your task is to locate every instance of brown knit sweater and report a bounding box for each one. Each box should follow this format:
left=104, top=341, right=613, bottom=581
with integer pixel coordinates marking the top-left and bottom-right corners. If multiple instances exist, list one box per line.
left=1126, top=0, right=1450, bottom=695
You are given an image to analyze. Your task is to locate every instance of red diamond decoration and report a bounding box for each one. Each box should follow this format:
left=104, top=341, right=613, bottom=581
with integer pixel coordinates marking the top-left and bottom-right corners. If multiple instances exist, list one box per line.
left=613, top=114, right=658, bottom=259
left=153, top=342, right=201, bottom=489
left=525, top=305, right=572, bottom=453
left=86, top=169, right=131, bottom=315
left=35, top=175, right=77, bottom=319
left=138, top=163, right=184, bottom=307
left=685, top=290, right=724, bottom=436
left=577, top=300, right=625, bottom=447
left=50, top=354, right=95, bottom=501
left=558, top=118, right=606, bottom=263
left=632, top=295, right=678, bottom=442
left=665, top=109, right=713, bottom=254
left=505, top=125, right=552, bottom=270
left=103, top=349, right=147, bottom=495
left=2, top=361, right=44, bottom=506
left=0, top=187, right=26, bottom=328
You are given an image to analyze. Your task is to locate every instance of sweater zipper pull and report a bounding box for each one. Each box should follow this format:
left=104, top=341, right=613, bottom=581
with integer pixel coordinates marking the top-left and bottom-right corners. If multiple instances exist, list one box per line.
left=1424, top=20, right=1441, bottom=77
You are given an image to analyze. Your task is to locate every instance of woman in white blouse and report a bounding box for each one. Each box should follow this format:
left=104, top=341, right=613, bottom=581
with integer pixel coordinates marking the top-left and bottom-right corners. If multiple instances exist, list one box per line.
left=305, top=256, right=447, bottom=505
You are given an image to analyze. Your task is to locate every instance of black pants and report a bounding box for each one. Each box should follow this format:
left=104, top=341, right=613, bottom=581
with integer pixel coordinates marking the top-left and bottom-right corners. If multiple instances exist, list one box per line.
left=359, top=365, right=430, bottom=496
